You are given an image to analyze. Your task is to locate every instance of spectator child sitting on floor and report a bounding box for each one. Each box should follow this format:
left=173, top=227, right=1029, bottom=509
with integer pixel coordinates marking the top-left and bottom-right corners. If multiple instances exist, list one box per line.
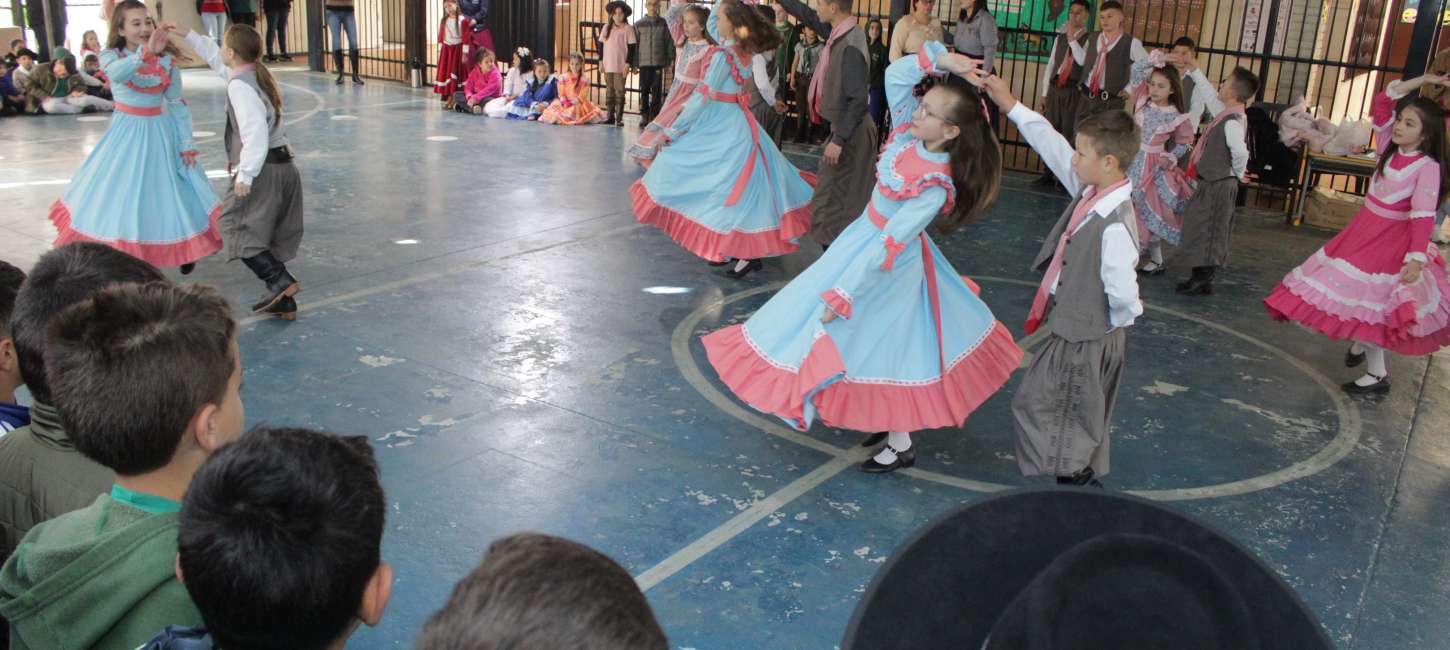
left=484, top=46, right=530, bottom=118
left=455, top=47, right=501, bottom=114
left=415, top=533, right=669, bottom=650
left=138, top=427, right=391, bottom=650
left=540, top=52, right=605, bottom=125
left=507, top=58, right=558, bottom=120
left=40, top=56, right=113, bottom=115
left=1, top=60, right=24, bottom=115
left=0, top=261, right=25, bottom=432
left=82, top=54, right=112, bottom=100
left=0, top=281, right=244, bottom=650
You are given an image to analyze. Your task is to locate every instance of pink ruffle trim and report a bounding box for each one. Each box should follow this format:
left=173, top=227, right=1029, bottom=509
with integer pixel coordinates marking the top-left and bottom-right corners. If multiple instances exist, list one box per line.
left=630, top=178, right=814, bottom=263
left=702, top=322, right=1024, bottom=433
left=821, top=288, right=852, bottom=319
left=1264, top=282, right=1450, bottom=356
left=51, top=199, right=223, bottom=268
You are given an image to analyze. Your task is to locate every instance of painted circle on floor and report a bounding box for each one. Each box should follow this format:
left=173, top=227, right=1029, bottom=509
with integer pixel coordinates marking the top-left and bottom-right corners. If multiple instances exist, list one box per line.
left=76, top=115, right=109, bottom=122
left=671, top=276, right=1362, bottom=501
left=331, top=115, right=358, bottom=121
left=193, top=130, right=216, bottom=138
left=426, top=135, right=458, bottom=142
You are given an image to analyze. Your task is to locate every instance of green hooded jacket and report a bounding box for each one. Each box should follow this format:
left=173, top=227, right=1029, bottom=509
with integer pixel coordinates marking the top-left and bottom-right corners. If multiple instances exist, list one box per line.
left=0, top=490, right=201, bottom=650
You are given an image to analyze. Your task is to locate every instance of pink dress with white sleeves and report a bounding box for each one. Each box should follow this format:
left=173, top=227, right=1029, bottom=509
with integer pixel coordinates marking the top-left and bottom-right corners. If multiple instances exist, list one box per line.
left=1263, top=91, right=1450, bottom=355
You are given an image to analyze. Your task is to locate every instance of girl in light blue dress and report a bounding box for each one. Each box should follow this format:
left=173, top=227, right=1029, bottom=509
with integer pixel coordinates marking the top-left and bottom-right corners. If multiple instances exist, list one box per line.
left=50, top=1, right=222, bottom=272
left=703, top=43, right=1022, bottom=473
left=629, top=0, right=814, bottom=279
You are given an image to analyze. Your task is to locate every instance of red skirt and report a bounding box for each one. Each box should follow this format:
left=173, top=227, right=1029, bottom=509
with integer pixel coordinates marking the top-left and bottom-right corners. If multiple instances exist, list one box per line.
left=436, top=43, right=463, bottom=97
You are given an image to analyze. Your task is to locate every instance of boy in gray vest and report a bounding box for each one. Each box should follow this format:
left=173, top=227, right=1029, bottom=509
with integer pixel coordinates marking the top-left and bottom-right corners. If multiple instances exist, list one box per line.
left=1175, top=66, right=1259, bottom=296
left=1169, top=37, right=1214, bottom=130
left=1071, top=1, right=1146, bottom=123
left=182, top=24, right=305, bottom=319
left=982, top=73, right=1143, bottom=488
left=776, top=0, right=876, bottom=249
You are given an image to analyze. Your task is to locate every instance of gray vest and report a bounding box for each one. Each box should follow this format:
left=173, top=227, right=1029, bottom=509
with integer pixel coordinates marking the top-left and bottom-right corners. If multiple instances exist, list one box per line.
left=224, top=69, right=287, bottom=168
left=820, top=24, right=867, bottom=123
left=1081, top=32, right=1132, bottom=96
left=1031, top=191, right=1138, bottom=342
left=1193, top=113, right=1241, bottom=181
left=1051, top=31, right=1088, bottom=86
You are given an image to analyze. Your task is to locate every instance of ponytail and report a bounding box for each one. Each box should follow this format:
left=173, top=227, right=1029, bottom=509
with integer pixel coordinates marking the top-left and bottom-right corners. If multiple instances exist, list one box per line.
left=224, top=24, right=282, bottom=114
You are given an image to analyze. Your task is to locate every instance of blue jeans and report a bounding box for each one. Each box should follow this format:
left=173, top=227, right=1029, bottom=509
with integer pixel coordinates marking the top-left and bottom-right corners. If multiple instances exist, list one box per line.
left=326, top=9, right=358, bottom=52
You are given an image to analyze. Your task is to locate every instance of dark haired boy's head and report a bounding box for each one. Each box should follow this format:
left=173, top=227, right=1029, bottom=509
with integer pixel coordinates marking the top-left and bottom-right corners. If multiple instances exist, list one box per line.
left=1098, top=0, right=1124, bottom=33
left=178, top=427, right=391, bottom=650
left=415, top=533, right=668, bottom=650
left=0, top=260, right=26, bottom=404
left=1222, top=66, right=1259, bottom=104
left=1067, top=0, right=1091, bottom=28
left=817, top=0, right=853, bottom=23
left=1170, top=36, right=1197, bottom=70
left=44, top=281, right=242, bottom=476
left=1073, top=110, right=1139, bottom=184
left=10, top=243, right=164, bottom=405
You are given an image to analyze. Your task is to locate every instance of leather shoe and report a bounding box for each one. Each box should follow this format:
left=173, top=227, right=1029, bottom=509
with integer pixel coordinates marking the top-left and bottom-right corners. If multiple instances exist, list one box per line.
left=1175, top=278, right=1212, bottom=295
left=179, top=263, right=196, bottom=275
left=859, top=432, right=887, bottom=448
left=724, top=259, right=763, bottom=279
left=860, top=445, right=916, bottom=473
left=259, top=295, right=298, bottom=321
left=1342, top=373, right=1390, bottom=395
left=1344, top=349, right=1366, bottom=368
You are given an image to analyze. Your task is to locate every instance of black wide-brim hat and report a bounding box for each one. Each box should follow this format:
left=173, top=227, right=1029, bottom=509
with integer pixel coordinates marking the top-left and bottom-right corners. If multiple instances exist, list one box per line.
left=841, top=488, right=1333, bottom=650
left=604, top=0, right=633, bottom=18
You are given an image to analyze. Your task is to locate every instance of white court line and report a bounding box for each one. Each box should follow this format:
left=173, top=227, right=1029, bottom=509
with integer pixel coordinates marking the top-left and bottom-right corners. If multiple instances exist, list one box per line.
left=634, top=453, right=864, bottom=591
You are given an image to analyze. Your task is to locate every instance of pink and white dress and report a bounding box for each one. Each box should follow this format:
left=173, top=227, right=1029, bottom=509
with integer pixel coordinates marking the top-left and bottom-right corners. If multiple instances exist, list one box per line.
left=1125, top=53, right=1193, bottom=246
left=1263, top=90, right=1450, bottom=356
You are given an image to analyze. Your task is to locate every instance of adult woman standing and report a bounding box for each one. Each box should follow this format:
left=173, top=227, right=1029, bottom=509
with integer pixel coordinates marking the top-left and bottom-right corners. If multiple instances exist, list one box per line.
left=325, top=0, right=363, bottom=84
left=888, top=0, right=941, bottom=62
left=953, top=0, right=997, bottom=125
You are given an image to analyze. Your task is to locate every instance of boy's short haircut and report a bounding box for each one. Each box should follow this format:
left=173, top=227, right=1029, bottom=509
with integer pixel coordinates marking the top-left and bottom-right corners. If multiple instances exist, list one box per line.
left=178, top=427, right=386, bottom=650
left=1173, top=36, right=1197, bottom=52
left=9, top=243, right=165, bottom=404
left=0, top=260, right=25, bottom=339
left=1076, top=110, right=1140, bottom=172
left=415, top=533, right=669, bottom=650
left=823, top=0, right=853, bottom=12
left=1099, top=0, right=1123, bottom=12
left=15, top=48, right=36, bottom=60
left=1070, top=0, right=1092, bottom=10
left=83, top=53, right=98, bottom=63
left=44, top=281, right=235, bottom=475
left=1228, top=66, right=1260, bottom=102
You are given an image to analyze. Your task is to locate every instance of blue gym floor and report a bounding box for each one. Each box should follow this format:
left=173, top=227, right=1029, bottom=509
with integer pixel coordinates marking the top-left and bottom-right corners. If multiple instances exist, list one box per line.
left=3, top=68, right=1449, bottom=649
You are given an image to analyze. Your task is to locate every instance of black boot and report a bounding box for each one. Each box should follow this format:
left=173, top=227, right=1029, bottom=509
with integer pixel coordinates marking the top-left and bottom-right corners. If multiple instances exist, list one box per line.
left=1175, top=266, right=1215, bottom=296
left=259, top=295, right=298, bottom=321
left=1057, top=467, right=1104, bottom=488
left=241, top=251, right=300, bottom=313
left=333, top=49, right=345, bottom=84
left=179, top=262, right=196, bottom=275
left=350, top=49, right=364, bottom=84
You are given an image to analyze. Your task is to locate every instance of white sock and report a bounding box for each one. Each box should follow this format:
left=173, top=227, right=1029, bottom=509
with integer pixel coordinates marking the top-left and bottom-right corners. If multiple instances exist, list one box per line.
left=1149, top=240, right=1164, bottom=265
left=873, top=431, right=912, bottom=464
left=1356, top=344, right=1388, bottom=386
left=733, top=258, right=752, bottom=273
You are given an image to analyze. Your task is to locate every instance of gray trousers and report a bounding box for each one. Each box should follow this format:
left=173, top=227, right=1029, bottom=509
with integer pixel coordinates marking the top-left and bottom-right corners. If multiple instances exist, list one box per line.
left=1011, top=328, right=1126, bottom=478
left=220, top=160, right=305, bottom=262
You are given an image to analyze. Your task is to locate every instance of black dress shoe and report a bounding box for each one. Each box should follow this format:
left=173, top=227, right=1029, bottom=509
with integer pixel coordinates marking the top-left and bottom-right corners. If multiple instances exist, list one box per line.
left=724, top=259, right=763, bottom=279
left=859, top=432, right=888, bottom=448
left=707, top=258, right=732, bottom=267
left=1175, top=278, right=1212, bottom=295
left=1057, top=467, right=1103, bottom=488
left=1342, top=373, right=1390, bottom=395
left=1345, top=349, right=1366, bottom=368
left=259, top=295, right=298, bottom=321
left=860, top=445, right=916, bottom=473
left=179, top=263, right=196, bottom=275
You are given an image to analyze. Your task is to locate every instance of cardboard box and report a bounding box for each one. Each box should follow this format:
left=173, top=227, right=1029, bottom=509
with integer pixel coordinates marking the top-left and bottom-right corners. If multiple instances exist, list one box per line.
left=1302, top=187, right=1363, bottom=231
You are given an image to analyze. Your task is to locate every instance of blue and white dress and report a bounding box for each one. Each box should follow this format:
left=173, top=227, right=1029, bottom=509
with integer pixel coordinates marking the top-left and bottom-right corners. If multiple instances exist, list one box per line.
left=629, top=13, right=815, bottom=263
left=702, top=43, right=1022, bottom=433
left=50, top=46, right=222, bottom=267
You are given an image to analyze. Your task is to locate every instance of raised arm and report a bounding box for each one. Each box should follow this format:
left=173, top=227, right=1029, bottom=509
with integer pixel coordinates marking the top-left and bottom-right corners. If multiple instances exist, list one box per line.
left=184, top=30, right=230, bottom=80
left=885, top=40, right=945, bottom=139
left=775, top=0, right=829, bottom=37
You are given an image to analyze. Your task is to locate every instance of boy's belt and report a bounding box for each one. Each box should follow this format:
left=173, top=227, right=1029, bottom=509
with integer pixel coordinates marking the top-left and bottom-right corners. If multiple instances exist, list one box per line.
left=266, top=145, right=294, bottom=163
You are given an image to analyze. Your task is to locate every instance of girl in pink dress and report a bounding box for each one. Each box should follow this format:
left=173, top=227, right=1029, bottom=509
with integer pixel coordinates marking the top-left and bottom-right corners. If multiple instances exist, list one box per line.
left=1264, top=75, right=1450, bottom=394
left=1125, top=50, right=1194, bottom=275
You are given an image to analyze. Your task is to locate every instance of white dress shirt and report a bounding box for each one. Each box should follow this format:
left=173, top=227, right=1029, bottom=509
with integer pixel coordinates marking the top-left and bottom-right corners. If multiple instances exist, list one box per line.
left=1069, top=32, right=1147, bottom=68
left=751, top=53, right=776, bottom=105
left=1188, top=69, right=1249, bottom=181
left=1007, top=102, right=1144, bottom=330
left=188, top=32, right=271, bottom=185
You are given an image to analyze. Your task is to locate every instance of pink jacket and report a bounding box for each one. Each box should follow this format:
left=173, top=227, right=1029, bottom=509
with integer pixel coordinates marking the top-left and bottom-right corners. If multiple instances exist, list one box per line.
left=464, top=66, right=502, bottom=103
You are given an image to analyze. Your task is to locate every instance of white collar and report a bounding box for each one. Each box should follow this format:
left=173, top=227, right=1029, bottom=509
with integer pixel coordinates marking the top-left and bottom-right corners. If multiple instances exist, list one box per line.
left=1086, top=180, right=1132, bottom=219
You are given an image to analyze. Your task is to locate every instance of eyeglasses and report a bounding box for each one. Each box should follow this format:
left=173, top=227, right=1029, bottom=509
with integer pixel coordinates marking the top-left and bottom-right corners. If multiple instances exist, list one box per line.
left=913, top=102, right=954, bottom=124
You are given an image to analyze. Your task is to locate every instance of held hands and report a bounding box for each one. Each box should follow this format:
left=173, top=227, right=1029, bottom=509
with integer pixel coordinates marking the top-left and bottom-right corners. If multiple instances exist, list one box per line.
left=158, top=21, right=190, bottom=38
left=936, top=52, right=980, bottom=79
left=823, top=141, right=842, bottom=165
left=773, top=99, right=788, bottom=114
left=233, top=179, right=252, bottom=198
left=1407, top=74, right=1450, bottom=90
left=147, top=23, right=174, bottom=54
left=1401, top=260, right=1425, bottom=285
left=979, top=74, right=1017, bottom=112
